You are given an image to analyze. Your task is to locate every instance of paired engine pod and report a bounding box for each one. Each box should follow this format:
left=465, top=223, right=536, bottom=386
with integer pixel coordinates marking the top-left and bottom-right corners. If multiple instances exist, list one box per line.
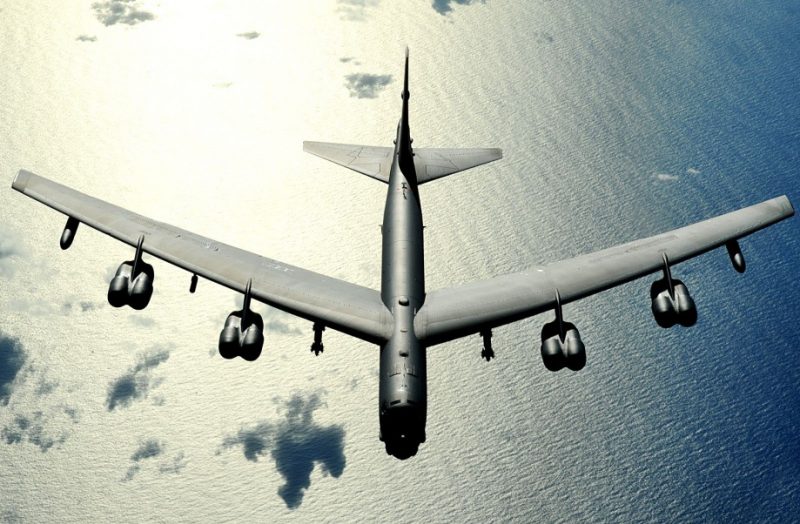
left=218, top=309, right=264, bottom=361
left=540, top=320, right=586, bottom=372
left=107, top=261, right=155, bottom=309
left=650, top=278, right=697, bottom=328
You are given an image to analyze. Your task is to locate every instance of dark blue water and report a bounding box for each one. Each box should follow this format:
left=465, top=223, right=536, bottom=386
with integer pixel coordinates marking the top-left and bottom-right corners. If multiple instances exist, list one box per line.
left=558, top=3, right=800, bottom=521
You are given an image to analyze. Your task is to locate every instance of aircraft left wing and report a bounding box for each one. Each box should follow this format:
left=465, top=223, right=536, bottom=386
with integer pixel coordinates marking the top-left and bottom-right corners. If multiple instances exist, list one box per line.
left=11, top=170, right=391, bottom=343
left=415, top=196, right=794, bottom=346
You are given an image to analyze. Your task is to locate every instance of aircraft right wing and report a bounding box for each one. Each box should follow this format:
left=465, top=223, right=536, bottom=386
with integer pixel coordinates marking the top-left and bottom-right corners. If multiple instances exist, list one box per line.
left=415, top=196, right=794, bottom=346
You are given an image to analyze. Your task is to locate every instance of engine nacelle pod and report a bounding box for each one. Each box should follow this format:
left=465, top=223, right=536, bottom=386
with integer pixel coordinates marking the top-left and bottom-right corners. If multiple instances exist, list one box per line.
left=108, top=262, right=133, bottom=307
left=218, top=319, right=241, bottom=360
left=107, top=260, right=155, bottom=309
left=218, top=309, right=264, bottom=361
left=128, top=263, right=154, bottom=310
left=650, top=278, right=697, bottom=328
left=540, top=320, right=586, bottom=372
left=240, top=323, right=264, bottom=362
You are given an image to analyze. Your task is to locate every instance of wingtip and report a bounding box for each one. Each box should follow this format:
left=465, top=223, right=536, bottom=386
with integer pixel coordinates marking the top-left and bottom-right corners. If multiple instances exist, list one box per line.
left=12, top=169, right=33, bottom=191
left=781, top=195, right=794, bottom=217
left=405, top=46, right=409, bottom=58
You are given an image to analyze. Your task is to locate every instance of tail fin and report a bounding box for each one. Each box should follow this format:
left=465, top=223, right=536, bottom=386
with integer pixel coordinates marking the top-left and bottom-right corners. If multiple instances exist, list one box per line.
left=303, top=142, right=393, bottom=183
left=413, top=147, right=503, bottom=184
left=402, top=46, right=410, bottom=112
left=397, top=47, right=415, bottom=176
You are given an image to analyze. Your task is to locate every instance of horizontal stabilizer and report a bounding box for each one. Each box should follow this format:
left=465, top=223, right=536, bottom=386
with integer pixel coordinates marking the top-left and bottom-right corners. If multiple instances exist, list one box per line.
left=303, top=141, right=393, bottom=183
left=413, top=147, right=502, bottom=184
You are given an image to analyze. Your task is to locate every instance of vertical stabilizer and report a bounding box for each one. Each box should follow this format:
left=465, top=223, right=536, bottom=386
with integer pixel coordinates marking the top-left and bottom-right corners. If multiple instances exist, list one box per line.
left=400, top=47, right=411, bottom=149
left=398, top=47, right=414, bottom=176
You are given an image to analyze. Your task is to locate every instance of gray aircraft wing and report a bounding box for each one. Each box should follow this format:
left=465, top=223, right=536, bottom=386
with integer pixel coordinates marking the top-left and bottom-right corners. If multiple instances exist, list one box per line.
left=11, top=170, right=390, bottom=343
left=415, top=196, right=794, bottom=346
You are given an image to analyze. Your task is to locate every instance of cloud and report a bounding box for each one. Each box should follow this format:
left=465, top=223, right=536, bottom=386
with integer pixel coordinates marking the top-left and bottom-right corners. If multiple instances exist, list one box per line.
left=0, top=230, right=22, bottom=278
left=263, top=309, right=303, bottom=335
left=337, top=0, right=380, bottom=21
left=229, top=299, right=302, bottom=336
left=60, top=300, right=102, bottom=316
left=0, top=332, right=26, bottom=406
left=76, top=34, right=97, bottom=42
left=106, top=348, right=170, bottom=411
left=35, top=377, right=58, bottom=396
left=655, top=173, right=679, bottom=182
left=236, top=31, right=260, bottom=40
left=344, top=73, right=393, bottom=99
left=1, top=412, right=67, bottom=452
left=221, top=392, right=346, bottom=509
left=128, top=315, right=155, bottom=328
left=687, top=167, right=701, bottom=175
left=92, top=0, right=155, bottom=26
left=159, top=451, right=187, bottom=474
left=431, top=0, right=485, bottom=16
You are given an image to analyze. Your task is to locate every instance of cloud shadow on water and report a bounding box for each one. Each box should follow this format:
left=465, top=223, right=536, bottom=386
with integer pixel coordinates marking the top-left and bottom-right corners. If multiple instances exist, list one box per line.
left=0, top=332, right=26, bottom=406
left=106, top=349, right=169, bottom=411
left=431, top=0, right=485, bottom=16
left=2, top=412, right=67, bottom=452
left=221, top=392, right=346, bottom=509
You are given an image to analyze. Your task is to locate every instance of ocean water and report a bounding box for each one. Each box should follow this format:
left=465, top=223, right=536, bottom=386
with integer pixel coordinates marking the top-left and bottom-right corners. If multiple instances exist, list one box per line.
left=1, top=1, right=798, bottom=522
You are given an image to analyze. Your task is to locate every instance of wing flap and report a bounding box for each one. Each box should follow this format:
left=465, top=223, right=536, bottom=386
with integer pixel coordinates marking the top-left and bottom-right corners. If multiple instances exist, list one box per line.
left=303, top=141, right=394, bottom=183
left=12, top=170, right=391, bottom=343
left=416, top=196, right=794, bottom=345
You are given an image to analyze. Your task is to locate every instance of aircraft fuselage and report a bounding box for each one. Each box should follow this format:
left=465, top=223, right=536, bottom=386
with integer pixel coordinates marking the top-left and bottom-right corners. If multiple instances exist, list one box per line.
left=378, top=114, right=428, bottom=459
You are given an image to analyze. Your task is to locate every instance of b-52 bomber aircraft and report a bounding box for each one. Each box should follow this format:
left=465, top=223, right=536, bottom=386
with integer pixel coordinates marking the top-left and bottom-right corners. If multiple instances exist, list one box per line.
left=12, top=49, right=794, bottom=459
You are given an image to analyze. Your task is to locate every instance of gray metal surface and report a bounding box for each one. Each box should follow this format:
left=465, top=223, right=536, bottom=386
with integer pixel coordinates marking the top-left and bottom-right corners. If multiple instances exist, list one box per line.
left=415, top=195, right=794, bottom=345
left=11, top=170, right=390, bottom=343
left=302, top=142, right=394, bottom=183
left=413, top=147, right=503, bottom=184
